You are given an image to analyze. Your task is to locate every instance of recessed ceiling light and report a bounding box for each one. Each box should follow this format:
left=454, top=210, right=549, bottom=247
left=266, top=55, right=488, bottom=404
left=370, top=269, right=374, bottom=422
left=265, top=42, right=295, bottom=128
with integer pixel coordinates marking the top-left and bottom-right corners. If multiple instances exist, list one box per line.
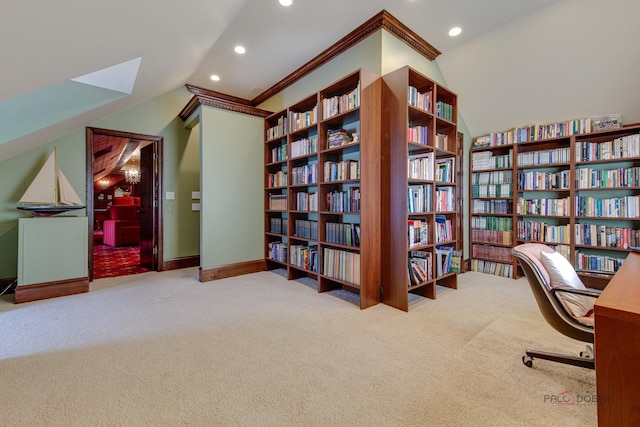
left=210, top=74, right=220, bottom=81
left=449, top=27, right=462, bottom=37
left=234, top=45, right=246, bottom=54
left=279, top=0, right=293, bottom=6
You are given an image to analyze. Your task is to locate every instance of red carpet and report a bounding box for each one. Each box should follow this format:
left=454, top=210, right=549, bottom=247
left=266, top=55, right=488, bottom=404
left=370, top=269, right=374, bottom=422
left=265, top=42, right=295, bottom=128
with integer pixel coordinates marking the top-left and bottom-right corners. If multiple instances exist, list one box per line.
left=93, top=244, right=150, bottom=279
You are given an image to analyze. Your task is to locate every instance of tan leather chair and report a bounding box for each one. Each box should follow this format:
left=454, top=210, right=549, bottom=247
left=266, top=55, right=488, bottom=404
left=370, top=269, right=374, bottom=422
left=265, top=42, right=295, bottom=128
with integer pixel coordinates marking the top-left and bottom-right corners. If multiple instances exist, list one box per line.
left=512, top=243, right=601, bottom=369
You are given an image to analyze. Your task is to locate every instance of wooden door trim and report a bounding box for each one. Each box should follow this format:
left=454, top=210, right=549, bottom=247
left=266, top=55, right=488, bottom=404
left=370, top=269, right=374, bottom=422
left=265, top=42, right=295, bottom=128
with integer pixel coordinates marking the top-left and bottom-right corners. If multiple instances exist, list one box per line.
left=86, top=127, right=164, bottom=280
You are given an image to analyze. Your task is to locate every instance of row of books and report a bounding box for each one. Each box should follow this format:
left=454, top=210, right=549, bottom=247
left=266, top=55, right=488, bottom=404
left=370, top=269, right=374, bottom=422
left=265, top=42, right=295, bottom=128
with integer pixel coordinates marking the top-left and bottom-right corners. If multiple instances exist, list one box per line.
left=322, top=82, right=359, bottom=119
left=408, top=184, right=432, bottom=213
left=471, top=228, right=513, bottom=245
left=270, top=217, right=288, bottom=235
left=575, top=195, right=640, bottom=218
left=472, top=117, right=593, bottom=148
left=435, top=158, right=455, bottom=183
left=472, top=244, right=512, bottom=263
left=323, top=248, right=360, bottom=286
left=435, top=245, right=457, bottom=277
left=408, top=126, right=429, bottom=145
left=270, top=143, right=287, bottom=163
left=408, top=152, right=435, bottom=180
left=574, top=224, right=640, bottom=248
left=575, top=252, right=624, bottom=274
left=436, top=101, right=453, bottom=122
left=435, top=133, right=449, bottom=151
left=326, top=187, right=360, bottom=213
left=517, top=170, right=570, bottom=191
left=291, top=163, right=317, bottom=185
left=471, top=215, right=513, bottom=232
left=266, top=116, right=287, bottom=141
left=294, top=219, right=318, bottom=240
left=324, top=160, right=359, bottom=182
left=516, top=221, right=570, bottom=244
left=471, top=199, right=513, bottom=215
left=267, top=171, right=287, bottom=188
left=471, top=150, right=513, bottom=171
left=516, top=197, right=570, bottom=216
left=295, top=192, right=318, bottom=211
left=268, top=194, right=287, bottom=211
left=268, top=241, right=287, bottom=263
left=408, top=219, right=429, bottom=248
left=472, top=183, right=512, bottom=198
left=408, top=251, right=433, bottom=286
left=435, top=187, right=456, bottom=212
left=290, top=136, right=318, bottom=158
left=326, top=222, right=360, bottom=246
left=472, top=170, right=513, bottom=185
left=408, top=86, right=432, bottom=112
left=290, top=106, right=318, bottom=132
left=575, top=166, right=640, bottom=189
left=435, top=215, right=453, bottom=243
left=576, top=134, right=640, bottom=162
left=516, top=147, right=570, bottom=167
left=470, top=259, right=513, bottom=278
left=290, top=244, right=318, bottom=273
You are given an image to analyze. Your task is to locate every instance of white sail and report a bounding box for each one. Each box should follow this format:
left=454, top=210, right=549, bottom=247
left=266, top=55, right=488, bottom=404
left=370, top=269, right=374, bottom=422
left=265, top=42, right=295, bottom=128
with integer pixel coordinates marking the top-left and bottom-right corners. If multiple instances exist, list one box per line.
left=18, top=150, right=57, bottom=205
left=57, top=169, right=83, bottom=205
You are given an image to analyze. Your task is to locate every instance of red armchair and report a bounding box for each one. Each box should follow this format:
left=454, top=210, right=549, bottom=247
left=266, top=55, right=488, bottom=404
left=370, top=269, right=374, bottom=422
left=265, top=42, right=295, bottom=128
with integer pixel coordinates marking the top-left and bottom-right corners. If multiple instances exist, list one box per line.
left=103, top=205, right=140, bottom=247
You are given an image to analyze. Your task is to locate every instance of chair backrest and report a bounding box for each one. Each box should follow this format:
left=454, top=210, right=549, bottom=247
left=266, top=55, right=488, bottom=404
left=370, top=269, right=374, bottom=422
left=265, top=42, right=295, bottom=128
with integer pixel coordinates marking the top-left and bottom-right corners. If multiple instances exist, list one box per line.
left=108, top=205, right=139, bottom=221
left=512, top=243, right=593, bottom=343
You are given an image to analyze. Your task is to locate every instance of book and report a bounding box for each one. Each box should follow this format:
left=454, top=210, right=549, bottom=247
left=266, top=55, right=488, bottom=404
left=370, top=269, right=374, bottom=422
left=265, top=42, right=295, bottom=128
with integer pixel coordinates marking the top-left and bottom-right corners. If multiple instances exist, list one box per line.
left=450, top=250, right=462, bottom=273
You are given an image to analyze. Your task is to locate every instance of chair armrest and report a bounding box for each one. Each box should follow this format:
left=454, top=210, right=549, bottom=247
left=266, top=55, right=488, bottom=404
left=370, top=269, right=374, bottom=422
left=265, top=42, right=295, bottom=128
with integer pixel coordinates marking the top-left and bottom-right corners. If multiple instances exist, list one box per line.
left=552, top=286, right=602, bottom=298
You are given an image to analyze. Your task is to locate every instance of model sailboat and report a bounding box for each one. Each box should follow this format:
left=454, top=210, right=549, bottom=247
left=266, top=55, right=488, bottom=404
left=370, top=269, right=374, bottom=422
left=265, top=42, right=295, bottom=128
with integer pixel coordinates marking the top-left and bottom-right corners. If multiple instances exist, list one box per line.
left=17, top=148, right=85, bottom=216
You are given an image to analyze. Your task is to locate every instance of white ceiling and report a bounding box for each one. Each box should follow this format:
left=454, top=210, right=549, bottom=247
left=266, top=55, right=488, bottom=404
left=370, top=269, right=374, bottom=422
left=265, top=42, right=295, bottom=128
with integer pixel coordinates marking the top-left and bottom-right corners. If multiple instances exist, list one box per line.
left=2, top=0, right=638, bottom=163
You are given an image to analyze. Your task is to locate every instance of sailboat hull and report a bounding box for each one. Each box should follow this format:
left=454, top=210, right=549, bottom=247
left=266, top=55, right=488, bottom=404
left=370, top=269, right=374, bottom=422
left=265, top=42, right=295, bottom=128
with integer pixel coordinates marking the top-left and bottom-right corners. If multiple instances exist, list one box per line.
left=17, top=205, right=85, bottom=217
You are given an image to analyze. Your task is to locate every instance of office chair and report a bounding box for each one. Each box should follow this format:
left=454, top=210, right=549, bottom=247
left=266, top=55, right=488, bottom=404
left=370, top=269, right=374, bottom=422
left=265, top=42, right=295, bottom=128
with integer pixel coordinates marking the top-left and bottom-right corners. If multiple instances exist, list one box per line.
left=512, top=243, right=601, bottom=369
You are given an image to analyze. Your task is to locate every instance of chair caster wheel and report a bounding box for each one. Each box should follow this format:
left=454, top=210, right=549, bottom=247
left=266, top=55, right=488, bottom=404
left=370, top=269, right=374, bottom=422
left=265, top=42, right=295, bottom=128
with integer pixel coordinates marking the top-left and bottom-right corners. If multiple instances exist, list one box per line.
left=522, top=355, right=533, bottom=367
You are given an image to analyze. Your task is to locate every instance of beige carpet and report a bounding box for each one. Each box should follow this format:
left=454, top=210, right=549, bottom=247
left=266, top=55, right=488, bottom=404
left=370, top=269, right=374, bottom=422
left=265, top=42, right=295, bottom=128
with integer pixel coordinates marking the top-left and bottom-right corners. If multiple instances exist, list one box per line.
left=0, top=269, right=596, bottom=426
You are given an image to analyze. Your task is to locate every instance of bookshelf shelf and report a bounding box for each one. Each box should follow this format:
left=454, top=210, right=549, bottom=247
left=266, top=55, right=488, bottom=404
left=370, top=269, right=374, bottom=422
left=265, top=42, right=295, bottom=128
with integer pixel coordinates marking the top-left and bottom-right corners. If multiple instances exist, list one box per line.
left=382, top=65, right=460, bottom=312
left=471, top=122, right=640, bottom=279
left=263, top=69, right=380, bottom=309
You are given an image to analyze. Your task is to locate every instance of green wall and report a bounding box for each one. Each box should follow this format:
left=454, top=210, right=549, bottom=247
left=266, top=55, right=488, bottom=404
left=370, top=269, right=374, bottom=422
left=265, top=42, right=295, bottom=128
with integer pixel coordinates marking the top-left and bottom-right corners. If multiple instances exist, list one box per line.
left=199, top=107, right=264, bottom=268
left=0, top=86, right=199, bottom=278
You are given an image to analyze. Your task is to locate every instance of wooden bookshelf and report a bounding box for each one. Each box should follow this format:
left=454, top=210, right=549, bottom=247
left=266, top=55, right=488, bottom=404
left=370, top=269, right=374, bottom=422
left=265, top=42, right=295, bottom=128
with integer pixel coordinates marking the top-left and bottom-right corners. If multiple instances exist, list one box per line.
left=382, top=66, right=460, bottom=311
left=470, top=122, right=640, bottom=281
left=264, top=69, right=381, bottom=309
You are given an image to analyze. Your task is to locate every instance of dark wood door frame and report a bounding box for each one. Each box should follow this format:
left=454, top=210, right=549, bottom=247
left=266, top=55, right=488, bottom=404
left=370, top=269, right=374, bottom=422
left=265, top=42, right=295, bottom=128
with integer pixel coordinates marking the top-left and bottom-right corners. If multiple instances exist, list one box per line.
left=86, top=127, right=164, bottom=281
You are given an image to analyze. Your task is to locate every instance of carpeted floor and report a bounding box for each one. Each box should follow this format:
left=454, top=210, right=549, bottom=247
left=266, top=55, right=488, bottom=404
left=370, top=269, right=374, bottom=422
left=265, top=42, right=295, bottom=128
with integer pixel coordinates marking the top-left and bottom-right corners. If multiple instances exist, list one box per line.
left=93, top=244, right=150, bottom=279
left=0, top=270, right=596, bottom=426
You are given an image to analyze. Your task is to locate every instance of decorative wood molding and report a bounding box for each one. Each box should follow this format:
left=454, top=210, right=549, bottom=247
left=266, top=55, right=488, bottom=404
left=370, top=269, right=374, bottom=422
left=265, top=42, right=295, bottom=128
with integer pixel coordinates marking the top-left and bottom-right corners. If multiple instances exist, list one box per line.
left=199, top=259, right=266, bottom=282
left=179, top=85, right=272, bottom=120
left=251, top=10, right=440, bottom=106
left=179, top=9, right=442, bottom=118
left=14, top=277, right=89, bottom=304
left=379, top=11, right=440, bottom=61
left=163, top=255, right=200, bottom=271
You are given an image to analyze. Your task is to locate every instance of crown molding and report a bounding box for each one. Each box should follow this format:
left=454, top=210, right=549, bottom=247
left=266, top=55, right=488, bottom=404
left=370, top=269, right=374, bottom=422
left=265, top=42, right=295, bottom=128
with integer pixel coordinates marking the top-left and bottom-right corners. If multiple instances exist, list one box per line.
left=179, top=85, right=272, bottom=120
left=251, top=10, right=440, bottom=106
left=180, top=9, right=441, bottom=119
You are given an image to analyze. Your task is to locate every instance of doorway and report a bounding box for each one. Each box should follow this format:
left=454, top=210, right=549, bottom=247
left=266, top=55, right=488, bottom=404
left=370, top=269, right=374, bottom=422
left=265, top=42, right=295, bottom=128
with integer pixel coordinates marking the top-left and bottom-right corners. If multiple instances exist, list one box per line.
left=86, top=127, right=163, bottom=281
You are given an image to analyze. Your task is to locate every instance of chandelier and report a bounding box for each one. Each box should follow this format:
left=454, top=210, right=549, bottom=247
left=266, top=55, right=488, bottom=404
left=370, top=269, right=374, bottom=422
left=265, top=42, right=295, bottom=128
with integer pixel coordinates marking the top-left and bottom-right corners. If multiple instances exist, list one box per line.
left=125, top=167, right=141, bottom=184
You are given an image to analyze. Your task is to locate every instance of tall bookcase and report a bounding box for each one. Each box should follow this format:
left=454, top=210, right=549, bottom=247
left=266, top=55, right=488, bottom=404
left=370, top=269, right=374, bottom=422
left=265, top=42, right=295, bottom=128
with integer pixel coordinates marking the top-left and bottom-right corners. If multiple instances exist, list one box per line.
left=264, top=69, right=382, bottom=309
left=382, top=66, right=460, bottom=311
left=470, top=122, right=640, bottom=284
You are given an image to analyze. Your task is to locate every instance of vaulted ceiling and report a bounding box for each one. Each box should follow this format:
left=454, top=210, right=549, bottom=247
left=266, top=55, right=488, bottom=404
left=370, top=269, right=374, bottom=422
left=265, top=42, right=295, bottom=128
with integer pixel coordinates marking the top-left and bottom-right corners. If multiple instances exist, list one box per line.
left=1, top=0, right=639, bottom=163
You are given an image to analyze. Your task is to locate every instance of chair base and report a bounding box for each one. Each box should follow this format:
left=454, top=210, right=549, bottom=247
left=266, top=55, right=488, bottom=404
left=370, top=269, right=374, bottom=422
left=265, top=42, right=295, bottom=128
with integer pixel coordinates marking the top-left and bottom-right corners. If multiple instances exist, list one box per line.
left=522, top=346, right=595, bottom=370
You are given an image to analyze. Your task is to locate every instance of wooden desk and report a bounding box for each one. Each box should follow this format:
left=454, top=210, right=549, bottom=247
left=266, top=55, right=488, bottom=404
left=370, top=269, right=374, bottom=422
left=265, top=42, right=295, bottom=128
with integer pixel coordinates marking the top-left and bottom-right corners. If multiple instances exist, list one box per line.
left=595, top=251, right=640, bottom=426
